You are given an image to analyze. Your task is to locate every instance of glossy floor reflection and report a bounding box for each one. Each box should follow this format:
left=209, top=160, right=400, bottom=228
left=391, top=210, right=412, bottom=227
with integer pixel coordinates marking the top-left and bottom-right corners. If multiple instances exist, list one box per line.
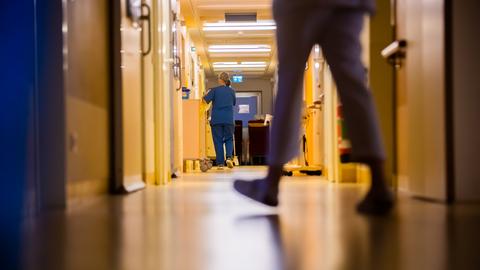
left=23, top=167, right=480, bottom=270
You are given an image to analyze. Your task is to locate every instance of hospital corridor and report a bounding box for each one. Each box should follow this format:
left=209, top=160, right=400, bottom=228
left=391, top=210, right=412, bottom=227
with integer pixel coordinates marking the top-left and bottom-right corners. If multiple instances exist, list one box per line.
left=21, top=168, right=480, bottom=270
left=1, top=0, right=480, bottom=269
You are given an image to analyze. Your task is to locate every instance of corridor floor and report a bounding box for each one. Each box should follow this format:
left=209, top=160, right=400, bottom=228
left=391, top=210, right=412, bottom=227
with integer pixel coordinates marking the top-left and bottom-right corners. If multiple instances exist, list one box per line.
left=23, top=167, right=480, bottom=270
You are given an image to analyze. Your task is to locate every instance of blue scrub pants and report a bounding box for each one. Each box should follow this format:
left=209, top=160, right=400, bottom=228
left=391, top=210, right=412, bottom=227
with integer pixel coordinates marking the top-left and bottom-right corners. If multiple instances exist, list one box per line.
left=211, top=124, right=234, bottom=165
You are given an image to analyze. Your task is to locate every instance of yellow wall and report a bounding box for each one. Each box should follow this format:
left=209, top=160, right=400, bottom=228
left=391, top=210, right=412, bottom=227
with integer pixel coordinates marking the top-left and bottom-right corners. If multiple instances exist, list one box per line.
left=155, top=0, right=174, bottom=185
left=304, top=53, right=315, bottom=164
left=66, top=0, right=111, bottom=201
left=304, top=54, right=315, bottom=106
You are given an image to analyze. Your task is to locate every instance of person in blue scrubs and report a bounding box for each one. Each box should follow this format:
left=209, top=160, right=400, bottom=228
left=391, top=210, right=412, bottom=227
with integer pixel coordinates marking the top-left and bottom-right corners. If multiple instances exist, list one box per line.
left=204, top=72, right=236, bottom=169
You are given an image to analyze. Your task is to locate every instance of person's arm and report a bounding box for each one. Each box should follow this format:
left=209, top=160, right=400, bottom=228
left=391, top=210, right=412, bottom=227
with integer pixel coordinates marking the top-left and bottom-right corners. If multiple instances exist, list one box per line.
left=203, top=88, right=215, bottom=104
left=232, top=89, right=236, bottom=106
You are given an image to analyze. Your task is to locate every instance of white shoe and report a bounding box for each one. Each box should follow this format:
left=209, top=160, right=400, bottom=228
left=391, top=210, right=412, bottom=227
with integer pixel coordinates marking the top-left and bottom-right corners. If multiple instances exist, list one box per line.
left=217, top=165, right=225, bottom=171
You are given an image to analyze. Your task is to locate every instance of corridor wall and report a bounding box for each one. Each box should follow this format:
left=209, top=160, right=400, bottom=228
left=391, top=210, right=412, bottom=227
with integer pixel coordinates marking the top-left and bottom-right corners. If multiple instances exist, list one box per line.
left=65, top=0, right=111, bottom=202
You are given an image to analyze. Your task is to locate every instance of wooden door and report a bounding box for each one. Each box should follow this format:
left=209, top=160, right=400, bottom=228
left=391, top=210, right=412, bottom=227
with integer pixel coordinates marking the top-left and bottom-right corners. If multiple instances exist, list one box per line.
left=393, top=0, right=447, bottom=200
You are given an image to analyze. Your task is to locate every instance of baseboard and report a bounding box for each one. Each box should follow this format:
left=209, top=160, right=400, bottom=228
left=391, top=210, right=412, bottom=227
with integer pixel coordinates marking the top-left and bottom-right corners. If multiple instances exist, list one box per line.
left=67, top=178, right=109, bottom=208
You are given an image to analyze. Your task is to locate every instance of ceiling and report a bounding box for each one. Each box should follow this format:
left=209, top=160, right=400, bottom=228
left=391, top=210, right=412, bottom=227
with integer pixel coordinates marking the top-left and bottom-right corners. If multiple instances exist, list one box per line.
left=179, top=0, right=276, bottom=79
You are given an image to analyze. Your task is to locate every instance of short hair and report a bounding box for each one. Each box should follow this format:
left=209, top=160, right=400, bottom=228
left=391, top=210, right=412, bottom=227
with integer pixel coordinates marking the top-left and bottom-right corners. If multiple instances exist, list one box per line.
left=218, top=72, right=230, bottom=82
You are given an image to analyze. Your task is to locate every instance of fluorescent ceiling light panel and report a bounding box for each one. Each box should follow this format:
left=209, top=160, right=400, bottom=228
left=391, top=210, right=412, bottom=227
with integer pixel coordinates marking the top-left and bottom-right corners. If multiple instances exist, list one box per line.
left=241, top=61, right=267, bottom=65
left=213, top=61, right=267, bottom=69
left=213, top=65, right=267, bottom=68
left=209, top=45, right=270, bottom=49
left=208, top=45, right=271, bottom=53
left=213, top=61, right=266, bottom=66
left=213, top=67, right=266, bottom=71
left=209, top=49, right=271, bottom=53
left=213, top=62, right=239, bottom=65
left=208, top=53, right=271, bottom=58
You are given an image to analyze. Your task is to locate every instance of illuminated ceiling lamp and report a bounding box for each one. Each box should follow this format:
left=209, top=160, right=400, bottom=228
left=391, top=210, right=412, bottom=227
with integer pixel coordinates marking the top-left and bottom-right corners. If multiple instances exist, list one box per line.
left=208, top=44, right=271, bottom=53
left=212, top=61, right=267, bottom=70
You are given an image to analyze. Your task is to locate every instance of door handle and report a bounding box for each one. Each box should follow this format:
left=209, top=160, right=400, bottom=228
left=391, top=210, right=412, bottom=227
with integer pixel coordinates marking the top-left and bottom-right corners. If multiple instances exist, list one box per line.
left=140, top=3, right=152, bottom=56
left=174, top=55, right=182, bottom=91
left=382, top=39, right=407, bottom=68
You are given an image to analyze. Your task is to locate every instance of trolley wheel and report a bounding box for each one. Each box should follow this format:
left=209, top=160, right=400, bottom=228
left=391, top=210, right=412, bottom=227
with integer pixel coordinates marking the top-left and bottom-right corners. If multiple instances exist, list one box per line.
left=206, top=159, right=213, bottom=169
left=200, top=160, right=209, bottom=172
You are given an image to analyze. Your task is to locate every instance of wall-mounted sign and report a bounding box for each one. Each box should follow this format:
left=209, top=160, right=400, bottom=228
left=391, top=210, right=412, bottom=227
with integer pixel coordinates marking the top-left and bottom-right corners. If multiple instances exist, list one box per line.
left=239, top=104, right=250, bottom=114
left=232, top=75, right=243, bottom=83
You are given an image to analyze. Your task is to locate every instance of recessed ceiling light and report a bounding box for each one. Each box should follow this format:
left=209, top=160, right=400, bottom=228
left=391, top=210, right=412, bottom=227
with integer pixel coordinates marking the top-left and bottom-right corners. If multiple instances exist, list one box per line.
left=208, top=45, right=271, bottom=53
left=213, top=61, right=266, bottom=65
left=213, top=65, right=267, bottom=68
left=210, top=45, right=269, bottom=49
left=213, top=62, right=240, bottom=65
left=212, top=61, right=267, bottom=69
left=241, top=61, right=267, bottom=65
left=208, top=44, right=272, bottom=53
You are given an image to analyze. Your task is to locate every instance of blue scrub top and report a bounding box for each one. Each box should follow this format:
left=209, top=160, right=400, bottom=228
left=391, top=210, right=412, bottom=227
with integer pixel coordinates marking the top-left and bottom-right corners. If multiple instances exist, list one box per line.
left=203, top=85, right=236, bottom=125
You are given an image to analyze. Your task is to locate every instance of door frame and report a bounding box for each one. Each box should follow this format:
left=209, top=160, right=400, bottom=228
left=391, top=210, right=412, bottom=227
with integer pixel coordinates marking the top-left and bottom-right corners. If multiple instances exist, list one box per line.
left=153, top=0, right=173, bottom=185
left=111, top=0, right=147, bottom=193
